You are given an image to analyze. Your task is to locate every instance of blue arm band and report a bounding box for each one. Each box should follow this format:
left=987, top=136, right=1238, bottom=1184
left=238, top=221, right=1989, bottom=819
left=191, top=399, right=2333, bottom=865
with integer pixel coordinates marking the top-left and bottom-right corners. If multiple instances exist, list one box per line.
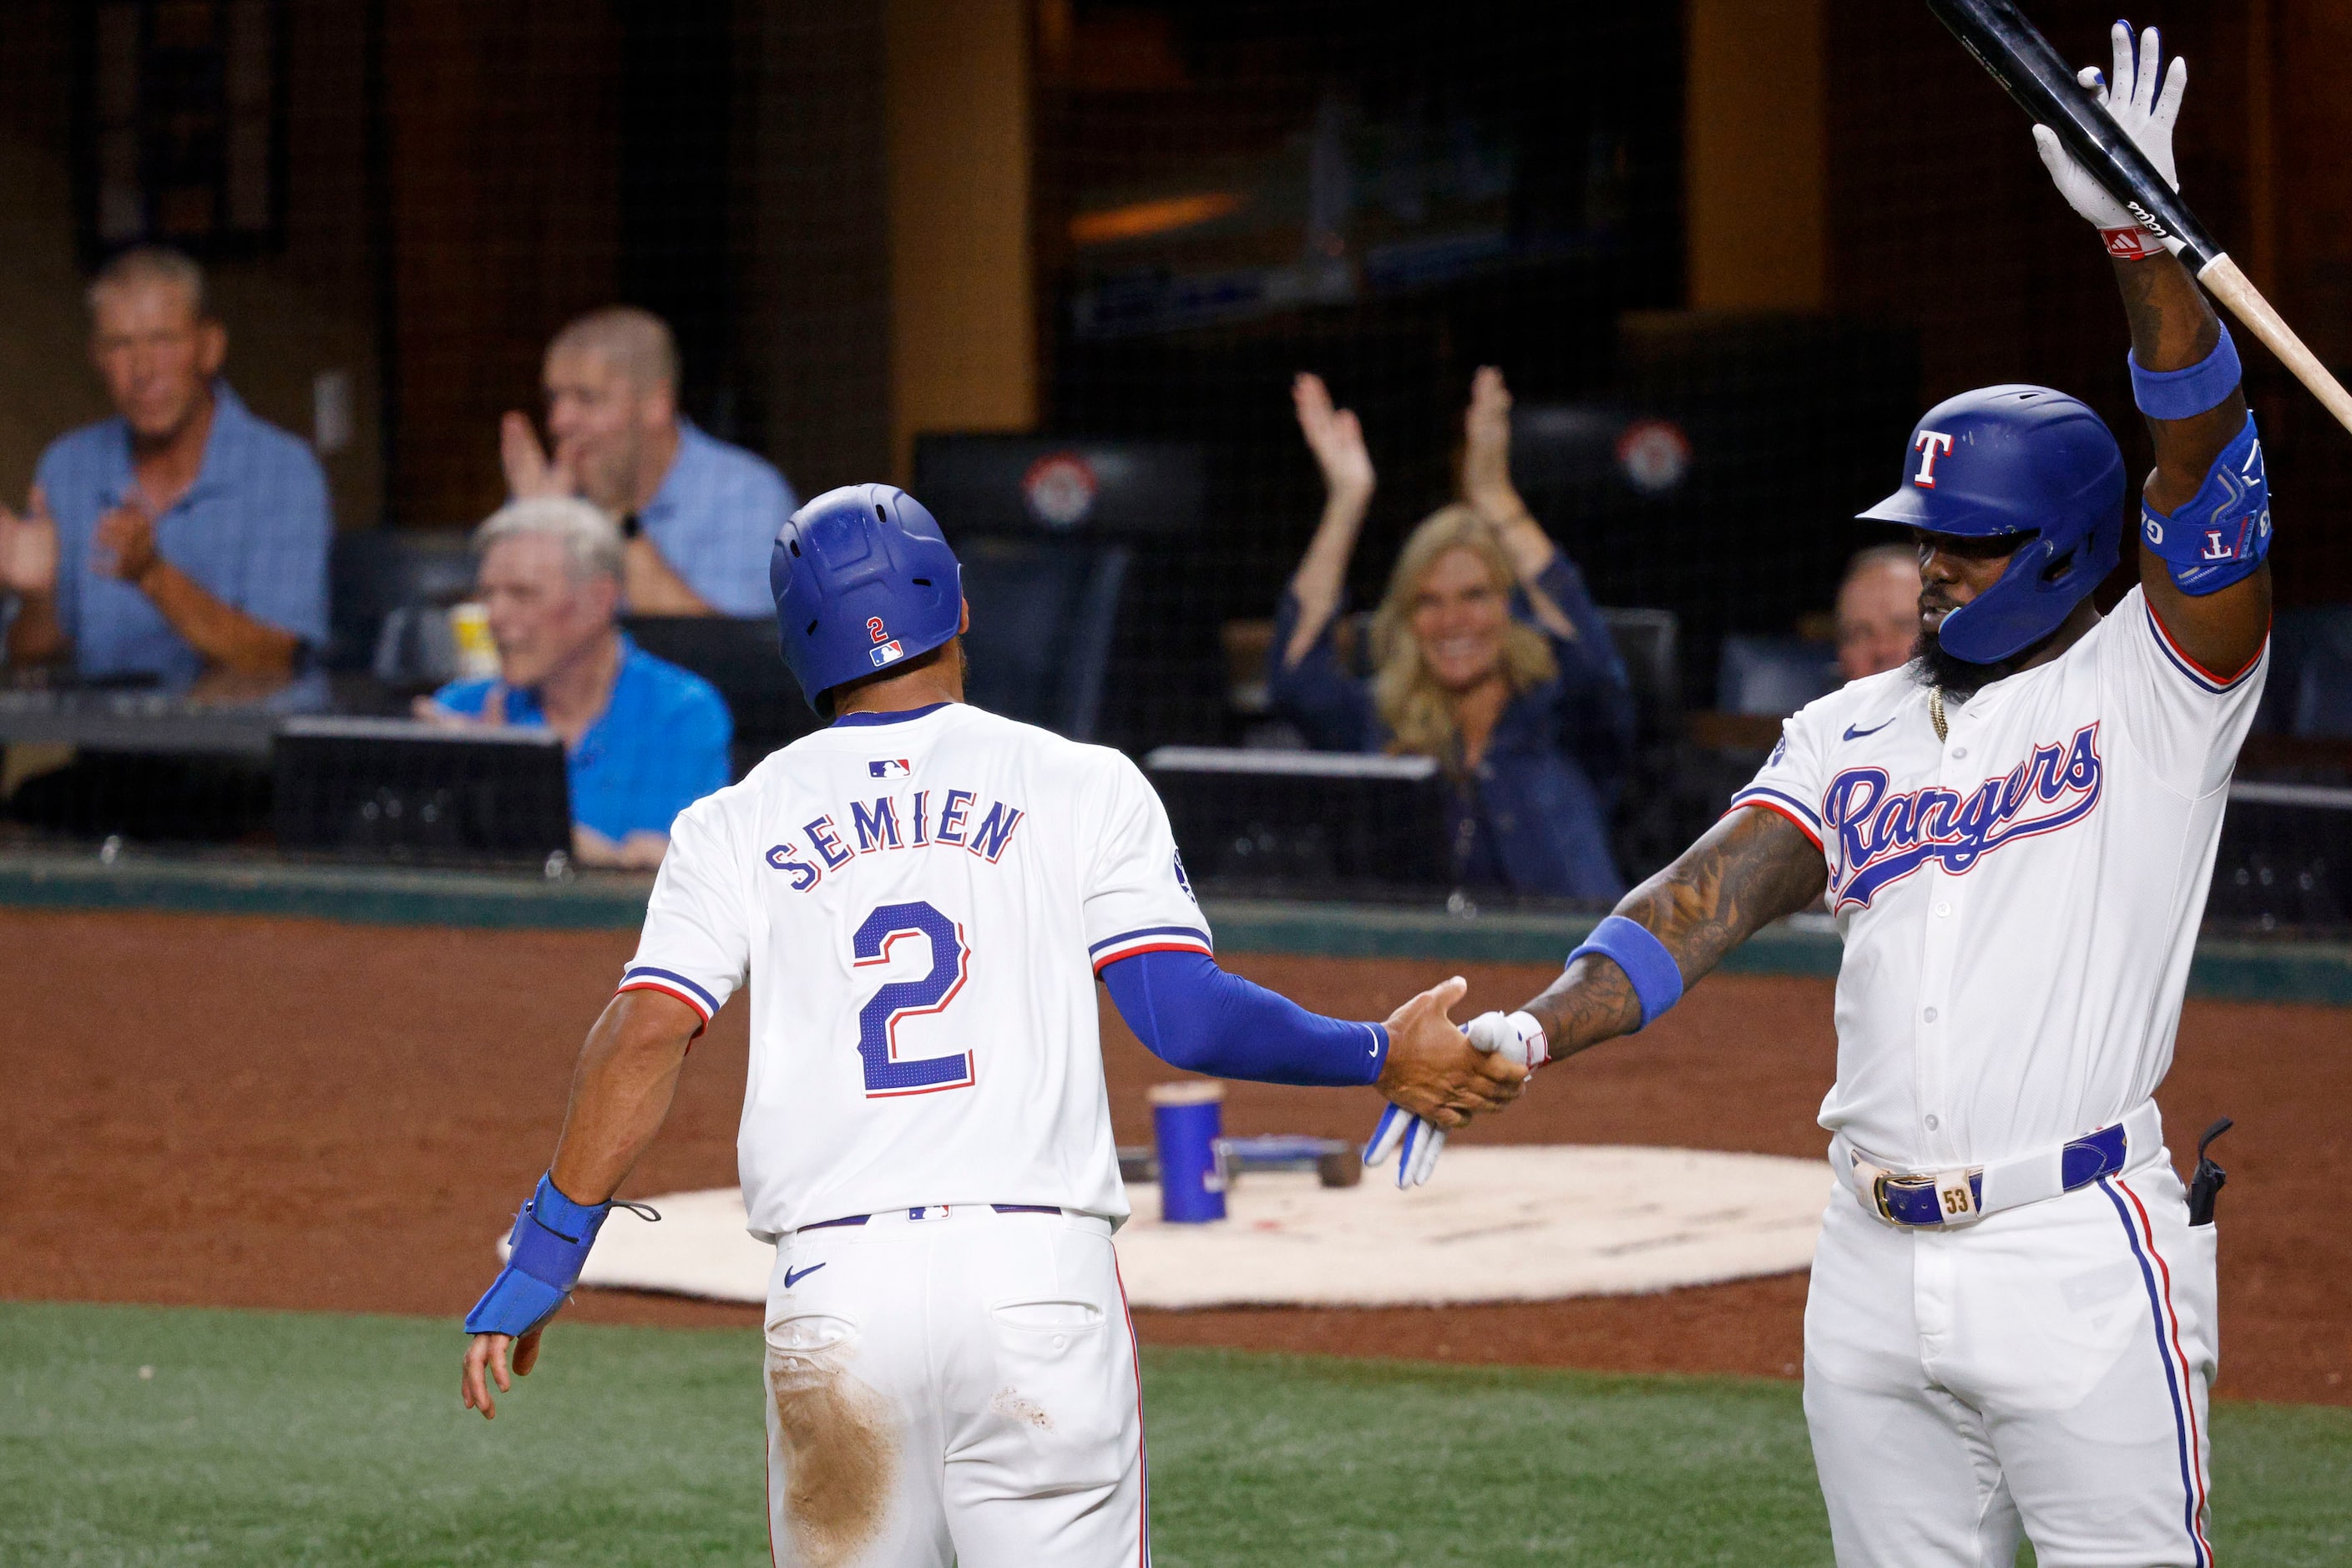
left=2139, top=412, right=2272, bottom=596
left=1102, top=949, right=1387, bottom=1088
left=1566, top=915, right=1683, bottom=1030
left=463, top=1173, right=615, bottom=1337
left=2129, top=324, right=2241, bottom=420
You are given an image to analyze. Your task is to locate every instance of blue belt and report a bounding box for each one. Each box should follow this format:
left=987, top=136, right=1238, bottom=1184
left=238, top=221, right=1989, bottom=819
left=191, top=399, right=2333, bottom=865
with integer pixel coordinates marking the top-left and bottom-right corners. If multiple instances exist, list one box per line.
left=1869, top=1121, right=2129, bottom=1227
left=801, top=1203, right=1063, bottom=1232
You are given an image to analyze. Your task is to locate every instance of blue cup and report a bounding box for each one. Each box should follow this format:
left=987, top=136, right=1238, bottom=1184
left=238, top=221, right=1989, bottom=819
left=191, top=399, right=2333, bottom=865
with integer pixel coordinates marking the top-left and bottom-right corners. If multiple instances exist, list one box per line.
left=1149, top=1081, right=1227, bottom=1223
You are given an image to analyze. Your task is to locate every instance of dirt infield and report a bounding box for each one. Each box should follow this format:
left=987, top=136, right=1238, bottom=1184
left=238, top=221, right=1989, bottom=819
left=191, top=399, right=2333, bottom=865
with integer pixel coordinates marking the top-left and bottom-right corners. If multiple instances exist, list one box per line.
left=5, top=908, right=2345, bottom=1404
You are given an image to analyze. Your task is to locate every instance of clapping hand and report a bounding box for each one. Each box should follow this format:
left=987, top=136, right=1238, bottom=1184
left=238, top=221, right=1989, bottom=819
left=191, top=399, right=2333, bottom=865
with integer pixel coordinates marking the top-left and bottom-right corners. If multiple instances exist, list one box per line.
left=1366, top=1009, right=1548, bottom=1187
left=1292, top=372, right=1374, bottom=508
left=501, top=411, right=578, bottom=500
left=1461, top=365, right=1520, bottom=523
left=0, top=485, right=59, bottom=598
left=92, top=498, right=159, bottom=584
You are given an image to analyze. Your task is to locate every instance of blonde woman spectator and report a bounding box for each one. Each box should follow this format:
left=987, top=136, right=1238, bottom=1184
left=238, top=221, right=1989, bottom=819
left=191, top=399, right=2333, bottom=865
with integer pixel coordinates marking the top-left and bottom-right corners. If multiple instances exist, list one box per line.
left=1267, top=368, right=1634, bottom=900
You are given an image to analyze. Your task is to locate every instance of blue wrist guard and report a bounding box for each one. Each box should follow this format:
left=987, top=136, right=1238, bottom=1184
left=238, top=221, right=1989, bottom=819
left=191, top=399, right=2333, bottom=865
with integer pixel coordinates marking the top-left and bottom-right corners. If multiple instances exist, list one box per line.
left=2129, top=324, right=2242, bottom=420
left=2139, top=412, right=2272, bottom=596
left=463, top=1174, right=619, bottom=1338
left=1566, top=915, right=1683, bottom=1030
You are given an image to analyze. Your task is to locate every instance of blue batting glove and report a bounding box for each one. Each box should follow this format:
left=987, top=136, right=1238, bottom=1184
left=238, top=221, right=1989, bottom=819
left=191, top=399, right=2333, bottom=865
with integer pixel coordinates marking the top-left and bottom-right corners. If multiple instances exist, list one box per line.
left=464, top=1174, right=653, bottom=1338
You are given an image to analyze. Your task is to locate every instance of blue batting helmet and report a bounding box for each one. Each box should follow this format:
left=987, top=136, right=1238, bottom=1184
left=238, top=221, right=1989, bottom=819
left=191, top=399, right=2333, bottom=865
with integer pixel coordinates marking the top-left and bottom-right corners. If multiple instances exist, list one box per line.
left=770, top=483, right=964, bottom=712
left=1858, top=385, right=2124, bottom=665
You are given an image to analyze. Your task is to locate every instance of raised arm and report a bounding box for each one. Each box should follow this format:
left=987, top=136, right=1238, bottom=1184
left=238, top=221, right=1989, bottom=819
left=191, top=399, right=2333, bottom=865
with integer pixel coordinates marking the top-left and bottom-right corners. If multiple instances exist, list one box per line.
left=1459, top=367, right=1577, bottom=640
left=2113, top=255, right=2270, bottom=673
left=1520, top=806, right=1828, bottom=1060
left=2034, top=23, right=2269, bottom=678
left=1282, top=372, right=1376, bottom=666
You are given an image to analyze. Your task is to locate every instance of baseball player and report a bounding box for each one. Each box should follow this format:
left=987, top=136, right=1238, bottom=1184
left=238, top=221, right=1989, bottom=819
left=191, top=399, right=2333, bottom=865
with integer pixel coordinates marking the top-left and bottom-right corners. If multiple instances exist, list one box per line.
left=1378, top=23, right=2265, bottom=1565
left=457, top=483, right=1525, bottom=1565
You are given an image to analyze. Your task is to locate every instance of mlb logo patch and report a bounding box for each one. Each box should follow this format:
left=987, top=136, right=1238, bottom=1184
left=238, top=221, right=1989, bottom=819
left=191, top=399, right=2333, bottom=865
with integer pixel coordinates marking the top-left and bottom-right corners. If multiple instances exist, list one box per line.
left=869, top=640, right=904, bottom=668
left=869, top=758, right=912, bottom=779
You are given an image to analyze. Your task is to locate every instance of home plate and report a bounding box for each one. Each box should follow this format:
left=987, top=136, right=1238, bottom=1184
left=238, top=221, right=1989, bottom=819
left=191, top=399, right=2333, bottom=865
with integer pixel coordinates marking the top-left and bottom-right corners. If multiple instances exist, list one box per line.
left=548, top=1146, right=1834, bottom=1309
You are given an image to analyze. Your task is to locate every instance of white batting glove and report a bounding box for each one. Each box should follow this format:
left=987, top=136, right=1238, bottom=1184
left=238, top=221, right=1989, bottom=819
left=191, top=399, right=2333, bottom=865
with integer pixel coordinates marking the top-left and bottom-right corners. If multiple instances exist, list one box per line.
left=2031, top=20, right=2186, bottom=255
left=1362, top=1012, right=1547, bottom=1189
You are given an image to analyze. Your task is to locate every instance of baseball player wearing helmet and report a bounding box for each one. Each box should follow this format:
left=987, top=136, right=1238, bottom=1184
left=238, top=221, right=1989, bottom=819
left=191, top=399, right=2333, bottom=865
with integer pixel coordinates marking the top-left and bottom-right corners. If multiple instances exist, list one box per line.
left=458, top=483, right=1525, bottom=1565
left=1373, top=23, right=2265, bottom=1565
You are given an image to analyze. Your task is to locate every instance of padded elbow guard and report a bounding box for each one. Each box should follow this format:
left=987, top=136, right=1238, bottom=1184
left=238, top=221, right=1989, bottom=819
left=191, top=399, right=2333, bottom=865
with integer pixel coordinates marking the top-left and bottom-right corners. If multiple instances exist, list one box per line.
left=2139, top=412, right=2271, bottom=596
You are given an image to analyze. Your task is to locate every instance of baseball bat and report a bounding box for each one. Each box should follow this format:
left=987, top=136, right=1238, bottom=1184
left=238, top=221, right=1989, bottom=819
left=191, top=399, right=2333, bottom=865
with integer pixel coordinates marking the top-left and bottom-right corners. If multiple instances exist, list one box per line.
left=1926, top=0, right=2352, bottom=436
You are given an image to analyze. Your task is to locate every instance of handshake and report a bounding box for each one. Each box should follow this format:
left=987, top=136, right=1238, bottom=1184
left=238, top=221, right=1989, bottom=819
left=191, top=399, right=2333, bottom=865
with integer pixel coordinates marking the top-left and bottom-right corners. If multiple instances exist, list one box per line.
left=1364, top=976, right=1553, bottom=1189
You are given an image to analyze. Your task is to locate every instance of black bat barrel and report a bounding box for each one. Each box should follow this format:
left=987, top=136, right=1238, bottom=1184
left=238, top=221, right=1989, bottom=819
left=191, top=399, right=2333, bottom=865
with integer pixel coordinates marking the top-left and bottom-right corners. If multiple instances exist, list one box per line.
left=1926, top=0, right=2223, bottom=270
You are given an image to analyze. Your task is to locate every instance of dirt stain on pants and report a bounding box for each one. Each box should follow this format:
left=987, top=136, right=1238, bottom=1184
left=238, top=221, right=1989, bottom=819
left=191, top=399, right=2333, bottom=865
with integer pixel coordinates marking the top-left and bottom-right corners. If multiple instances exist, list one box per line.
left=768, top=1345, right=900, bottom=1568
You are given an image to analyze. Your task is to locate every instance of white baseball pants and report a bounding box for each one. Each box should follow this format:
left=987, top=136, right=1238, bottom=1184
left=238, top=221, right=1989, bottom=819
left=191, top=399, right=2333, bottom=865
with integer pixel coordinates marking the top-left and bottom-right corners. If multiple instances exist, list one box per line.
left=1804, top=1158, right=2218, bottom=1566
left=761, top=1205, right=1147, bottom=1568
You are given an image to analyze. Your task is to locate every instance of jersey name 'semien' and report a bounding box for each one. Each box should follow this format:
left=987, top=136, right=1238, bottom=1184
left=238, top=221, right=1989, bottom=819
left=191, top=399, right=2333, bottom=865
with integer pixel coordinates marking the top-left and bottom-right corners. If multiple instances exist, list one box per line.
left=763, top=781, right=1027, bottom=892
left=615, top=702, right=1211, bottom=1237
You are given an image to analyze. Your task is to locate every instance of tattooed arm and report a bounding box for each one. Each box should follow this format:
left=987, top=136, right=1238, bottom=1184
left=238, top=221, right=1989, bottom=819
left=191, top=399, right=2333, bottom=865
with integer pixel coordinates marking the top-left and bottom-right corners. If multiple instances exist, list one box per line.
left=1520, top=807, right=1827, bottom=1060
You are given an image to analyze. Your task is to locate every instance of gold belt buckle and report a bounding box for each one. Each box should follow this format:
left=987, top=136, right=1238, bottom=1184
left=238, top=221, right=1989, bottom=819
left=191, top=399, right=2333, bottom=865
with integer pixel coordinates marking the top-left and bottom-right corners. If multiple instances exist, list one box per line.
left=1869, top=1171, right=1920, bottom=1223
left=1869, top=1168, right=1981, bottom=1225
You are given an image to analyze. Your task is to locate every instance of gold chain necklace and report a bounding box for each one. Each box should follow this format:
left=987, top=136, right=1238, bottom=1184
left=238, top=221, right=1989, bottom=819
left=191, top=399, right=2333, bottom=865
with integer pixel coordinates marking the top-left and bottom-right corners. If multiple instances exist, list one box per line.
left=1929, top=686, right=1949, bottom=744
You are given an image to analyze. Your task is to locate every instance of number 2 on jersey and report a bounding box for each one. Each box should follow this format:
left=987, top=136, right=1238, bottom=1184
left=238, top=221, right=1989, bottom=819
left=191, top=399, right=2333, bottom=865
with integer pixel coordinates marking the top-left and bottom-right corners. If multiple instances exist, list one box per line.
left=851, top=900, right=974, bottom=1096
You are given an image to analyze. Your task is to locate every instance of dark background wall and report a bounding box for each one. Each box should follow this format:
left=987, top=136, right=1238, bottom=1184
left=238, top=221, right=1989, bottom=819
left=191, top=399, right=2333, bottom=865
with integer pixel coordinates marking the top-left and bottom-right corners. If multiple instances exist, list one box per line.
left=1, top=0, right=2345, bottom=609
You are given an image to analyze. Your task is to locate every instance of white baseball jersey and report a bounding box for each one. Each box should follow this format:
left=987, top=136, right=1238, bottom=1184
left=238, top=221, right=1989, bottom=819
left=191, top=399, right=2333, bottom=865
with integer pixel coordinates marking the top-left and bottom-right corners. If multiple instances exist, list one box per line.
left=1732, top=585, right=2266, bottom=1172
left=616, top=701, right=1211, bottom=1237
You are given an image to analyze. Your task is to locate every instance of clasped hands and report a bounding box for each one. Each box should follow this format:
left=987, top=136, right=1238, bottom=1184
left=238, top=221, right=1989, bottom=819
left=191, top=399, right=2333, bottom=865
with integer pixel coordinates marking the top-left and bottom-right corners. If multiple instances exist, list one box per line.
left=1369, top=976, right=1543, bottom=1188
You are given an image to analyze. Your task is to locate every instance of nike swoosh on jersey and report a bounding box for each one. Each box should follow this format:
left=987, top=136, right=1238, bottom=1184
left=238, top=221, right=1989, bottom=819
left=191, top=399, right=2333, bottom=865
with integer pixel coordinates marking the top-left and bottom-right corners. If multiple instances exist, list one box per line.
left=1843, top=718, right=1897, bottom=741
left=784, top=1262, right=827, bottom=1288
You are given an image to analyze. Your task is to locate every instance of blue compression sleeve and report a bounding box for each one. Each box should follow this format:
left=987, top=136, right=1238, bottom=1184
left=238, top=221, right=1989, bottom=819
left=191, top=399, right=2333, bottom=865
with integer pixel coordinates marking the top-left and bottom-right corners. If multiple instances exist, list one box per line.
left=1102, top=949, right=1387, bottom=1087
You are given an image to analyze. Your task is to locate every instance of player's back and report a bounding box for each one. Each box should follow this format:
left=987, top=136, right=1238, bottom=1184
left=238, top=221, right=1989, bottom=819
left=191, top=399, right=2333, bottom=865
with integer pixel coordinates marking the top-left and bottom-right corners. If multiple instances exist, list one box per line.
left=620, top=700, right=1210, bottom=1237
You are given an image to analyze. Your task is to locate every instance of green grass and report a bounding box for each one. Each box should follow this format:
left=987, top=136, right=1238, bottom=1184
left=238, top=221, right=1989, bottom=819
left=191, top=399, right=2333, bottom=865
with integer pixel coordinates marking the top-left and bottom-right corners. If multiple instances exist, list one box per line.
left=0, top=1301, right=2344, bottom=1565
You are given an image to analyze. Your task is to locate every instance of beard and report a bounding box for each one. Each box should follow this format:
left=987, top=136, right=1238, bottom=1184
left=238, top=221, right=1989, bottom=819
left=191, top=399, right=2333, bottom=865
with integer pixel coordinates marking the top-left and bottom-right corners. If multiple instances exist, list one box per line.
left=1908, top=621, right=2029, bottom=703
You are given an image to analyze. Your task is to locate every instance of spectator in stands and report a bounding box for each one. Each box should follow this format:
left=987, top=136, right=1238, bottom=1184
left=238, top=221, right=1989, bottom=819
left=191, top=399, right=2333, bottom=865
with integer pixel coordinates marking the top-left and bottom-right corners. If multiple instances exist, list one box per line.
left=1268, top=367, right=1635, bottom=902
left=1834, top=542, right=1924, bottom=682
left=499, top=306, right=793, bottom=619
left=416, top=498, right=731, bottom=869
left=0, top=245, right=328, bottom=684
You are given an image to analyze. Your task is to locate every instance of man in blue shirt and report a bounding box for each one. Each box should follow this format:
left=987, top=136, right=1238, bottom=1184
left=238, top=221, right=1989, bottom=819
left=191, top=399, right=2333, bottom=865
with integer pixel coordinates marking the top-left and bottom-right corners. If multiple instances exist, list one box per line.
left=417, top=496, right=731, bottom=868
left=0, top=246, right=329, bottom=684
left=498, top=306, right=794, bottom=619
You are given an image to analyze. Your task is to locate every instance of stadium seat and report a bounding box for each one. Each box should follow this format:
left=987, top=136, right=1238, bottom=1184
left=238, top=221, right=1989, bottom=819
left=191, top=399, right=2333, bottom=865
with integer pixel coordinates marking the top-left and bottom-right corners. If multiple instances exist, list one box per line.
left=1716, top=634, right=1839, bottom=717
left=915, top=433, right=1195, bottom=742
left=327, top=528, right=473, bottom=675
left=1601, top=607, right=1680, bottom=746
left=956, top=537, right=1131, bottom=742
left=622, top=616, right=822, bottom=777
